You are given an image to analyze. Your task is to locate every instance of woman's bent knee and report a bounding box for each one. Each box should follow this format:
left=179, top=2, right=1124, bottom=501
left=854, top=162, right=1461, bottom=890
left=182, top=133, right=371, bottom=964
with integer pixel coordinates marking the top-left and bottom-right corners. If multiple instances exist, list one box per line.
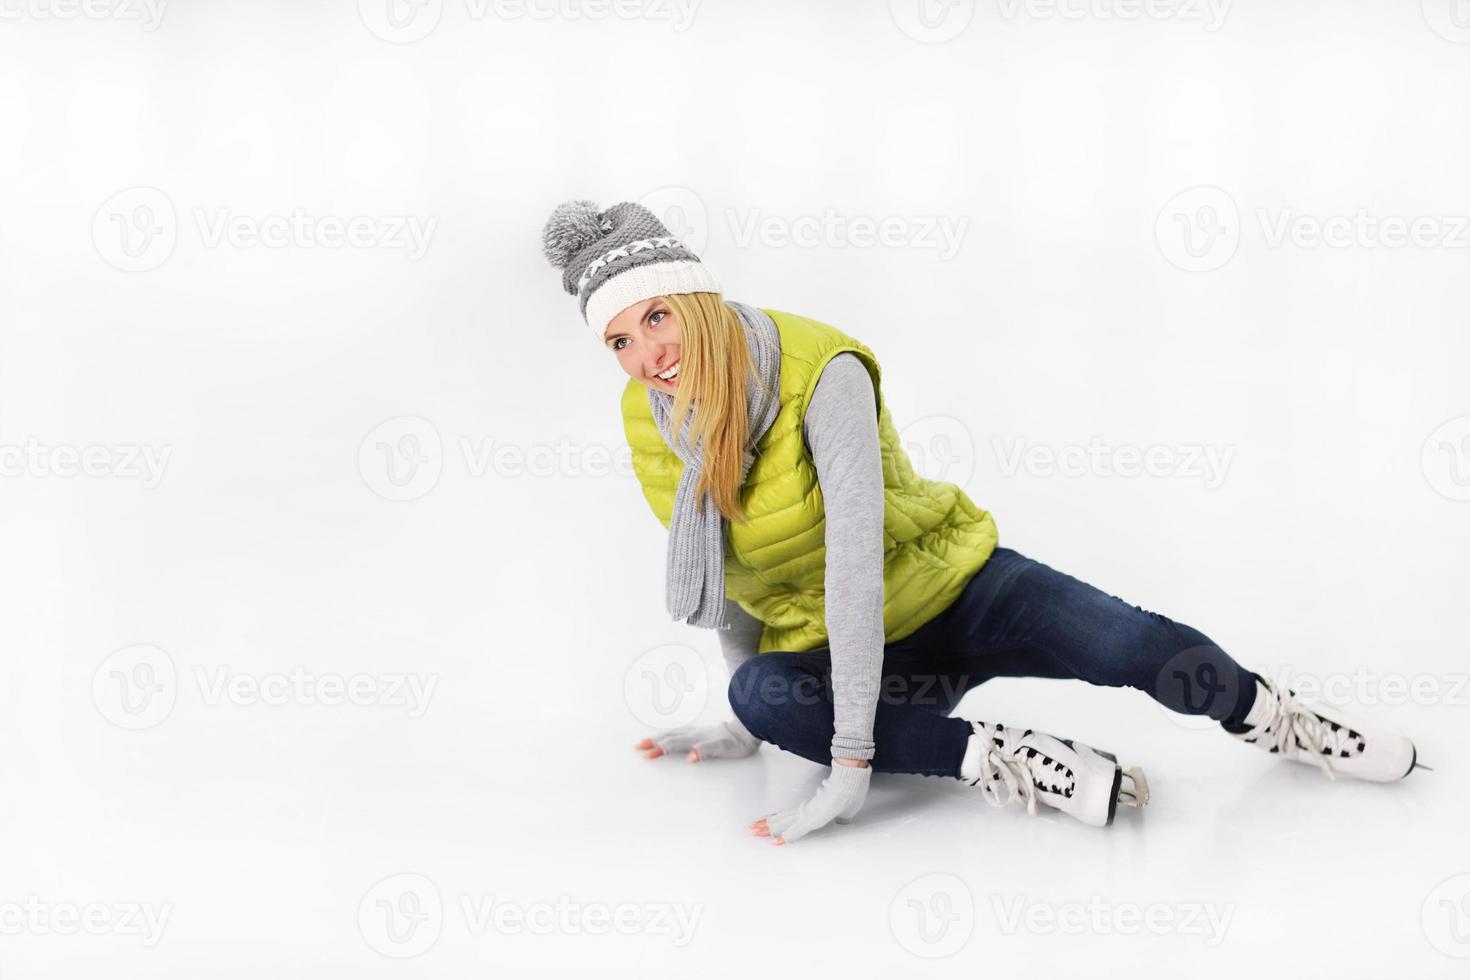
left=727, top=655, right=829, bottom=742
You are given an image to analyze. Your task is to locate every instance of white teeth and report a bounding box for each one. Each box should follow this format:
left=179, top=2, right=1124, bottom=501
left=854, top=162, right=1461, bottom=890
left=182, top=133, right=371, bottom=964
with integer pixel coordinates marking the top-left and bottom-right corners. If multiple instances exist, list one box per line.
left=656, top=361, right=680, bottom=380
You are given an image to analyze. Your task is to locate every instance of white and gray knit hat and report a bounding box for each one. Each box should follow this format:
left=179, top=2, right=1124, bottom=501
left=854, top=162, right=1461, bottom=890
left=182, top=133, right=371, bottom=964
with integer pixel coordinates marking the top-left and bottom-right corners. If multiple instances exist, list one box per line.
left=541, top=199, right=722, bottom=343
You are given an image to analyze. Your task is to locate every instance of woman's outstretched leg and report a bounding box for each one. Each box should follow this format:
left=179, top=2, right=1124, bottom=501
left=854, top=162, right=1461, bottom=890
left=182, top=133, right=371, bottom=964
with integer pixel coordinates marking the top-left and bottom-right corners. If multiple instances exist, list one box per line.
left=944, top=547, right=1419, bottom=782
left=934, top=546, right=1260, bottom=725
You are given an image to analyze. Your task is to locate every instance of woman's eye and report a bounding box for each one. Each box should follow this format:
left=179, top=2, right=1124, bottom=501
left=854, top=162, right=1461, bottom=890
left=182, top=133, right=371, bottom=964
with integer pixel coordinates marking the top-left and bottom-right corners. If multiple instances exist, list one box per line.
left=612, top=338, right=628, bottom=351
left=650, top=311, right=665, bottom=325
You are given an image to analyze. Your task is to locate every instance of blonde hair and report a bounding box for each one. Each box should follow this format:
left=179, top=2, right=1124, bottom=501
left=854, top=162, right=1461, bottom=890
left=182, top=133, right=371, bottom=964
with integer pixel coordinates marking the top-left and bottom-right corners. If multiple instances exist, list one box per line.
left=659, top=292, right=777, bottom=526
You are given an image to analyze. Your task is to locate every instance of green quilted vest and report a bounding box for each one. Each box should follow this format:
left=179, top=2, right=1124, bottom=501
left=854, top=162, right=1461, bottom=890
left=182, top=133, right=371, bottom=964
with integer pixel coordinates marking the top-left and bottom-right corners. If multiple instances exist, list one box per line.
left=621, top=307, right=998, bottom=654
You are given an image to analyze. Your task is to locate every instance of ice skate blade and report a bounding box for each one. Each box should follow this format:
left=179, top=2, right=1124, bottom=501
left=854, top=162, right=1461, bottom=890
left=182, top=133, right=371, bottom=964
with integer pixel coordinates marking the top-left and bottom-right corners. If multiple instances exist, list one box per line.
left=1117, top=767, right=1149, bottom=808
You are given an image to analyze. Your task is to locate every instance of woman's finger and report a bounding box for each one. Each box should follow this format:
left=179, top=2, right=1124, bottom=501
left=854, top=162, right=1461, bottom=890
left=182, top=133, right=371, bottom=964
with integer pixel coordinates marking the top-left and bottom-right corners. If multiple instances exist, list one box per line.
left=766, top=809, right=800, bottom=838
left=641, top=746, right=665, bottom=759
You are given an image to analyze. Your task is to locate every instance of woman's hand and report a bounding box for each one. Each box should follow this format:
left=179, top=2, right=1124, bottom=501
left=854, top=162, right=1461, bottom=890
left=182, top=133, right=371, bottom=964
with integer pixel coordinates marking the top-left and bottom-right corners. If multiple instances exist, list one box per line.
left=748, top=758, right=871, bottom=845
left=634, top=718, right=761, bottom=762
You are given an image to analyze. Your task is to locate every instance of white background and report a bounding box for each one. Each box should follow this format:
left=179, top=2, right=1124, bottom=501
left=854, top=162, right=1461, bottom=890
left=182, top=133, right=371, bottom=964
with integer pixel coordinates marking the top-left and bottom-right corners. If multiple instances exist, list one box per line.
left=2, top=0, right=1468, bottom=976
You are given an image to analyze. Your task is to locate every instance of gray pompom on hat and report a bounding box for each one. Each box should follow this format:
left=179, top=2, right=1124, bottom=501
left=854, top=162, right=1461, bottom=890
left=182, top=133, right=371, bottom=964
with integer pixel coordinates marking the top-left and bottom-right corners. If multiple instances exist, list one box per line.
left=541, top=199, right=721, bottom=343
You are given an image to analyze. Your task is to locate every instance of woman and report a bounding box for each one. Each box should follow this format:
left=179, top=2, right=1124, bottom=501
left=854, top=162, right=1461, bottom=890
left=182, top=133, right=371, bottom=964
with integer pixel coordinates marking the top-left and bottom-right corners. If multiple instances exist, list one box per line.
left=541, top=198, right=1424, bottom=846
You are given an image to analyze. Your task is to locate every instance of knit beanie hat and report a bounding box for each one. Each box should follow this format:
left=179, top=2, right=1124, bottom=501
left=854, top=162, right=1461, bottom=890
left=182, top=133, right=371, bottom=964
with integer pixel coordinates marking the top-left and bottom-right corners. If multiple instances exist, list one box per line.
left=541, top=199, right=722, bottom=343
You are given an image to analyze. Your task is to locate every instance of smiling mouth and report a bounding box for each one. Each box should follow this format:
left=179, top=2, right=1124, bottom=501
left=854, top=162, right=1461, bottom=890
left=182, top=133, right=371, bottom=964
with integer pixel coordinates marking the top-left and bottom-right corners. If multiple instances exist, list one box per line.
left=654, top=361, right=681, bottom=383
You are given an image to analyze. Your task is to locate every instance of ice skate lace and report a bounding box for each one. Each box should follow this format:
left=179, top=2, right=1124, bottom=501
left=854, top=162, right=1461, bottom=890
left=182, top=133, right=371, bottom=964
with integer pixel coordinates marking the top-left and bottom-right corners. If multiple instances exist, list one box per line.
left=1257, top=685, right=1363, bottom=781
left=965, top=723, right=1041, bottom=816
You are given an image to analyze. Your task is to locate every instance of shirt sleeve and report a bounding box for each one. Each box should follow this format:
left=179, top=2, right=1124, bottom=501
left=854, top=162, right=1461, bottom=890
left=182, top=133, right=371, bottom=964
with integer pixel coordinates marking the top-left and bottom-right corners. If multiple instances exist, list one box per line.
left=716, top=594, right=763, bottom=682
left=801, top=352, right=886, bottom=762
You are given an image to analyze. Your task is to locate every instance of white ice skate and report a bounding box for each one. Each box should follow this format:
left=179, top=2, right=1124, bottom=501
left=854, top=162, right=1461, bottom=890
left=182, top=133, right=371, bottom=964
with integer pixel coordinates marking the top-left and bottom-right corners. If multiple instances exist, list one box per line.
left=961, top=720, right=1149, bottom=828
left=1223, top=672, right=1426, bottom=782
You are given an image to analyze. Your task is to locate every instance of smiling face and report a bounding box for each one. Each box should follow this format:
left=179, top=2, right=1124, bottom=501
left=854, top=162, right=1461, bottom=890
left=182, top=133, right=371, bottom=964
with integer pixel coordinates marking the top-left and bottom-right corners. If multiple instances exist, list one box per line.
left=603, top=296, right=684, bottom=393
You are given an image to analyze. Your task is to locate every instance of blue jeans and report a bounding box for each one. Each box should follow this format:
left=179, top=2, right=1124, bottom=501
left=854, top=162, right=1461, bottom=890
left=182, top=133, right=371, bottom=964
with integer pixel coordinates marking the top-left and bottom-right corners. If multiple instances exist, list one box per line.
left=726, top=546, right=1258, bottom=777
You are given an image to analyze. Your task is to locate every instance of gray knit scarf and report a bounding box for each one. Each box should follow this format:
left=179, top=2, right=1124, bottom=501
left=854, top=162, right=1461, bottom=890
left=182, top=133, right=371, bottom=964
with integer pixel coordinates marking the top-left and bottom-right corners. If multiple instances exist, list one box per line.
left=648, top=300, right=781, bottom=630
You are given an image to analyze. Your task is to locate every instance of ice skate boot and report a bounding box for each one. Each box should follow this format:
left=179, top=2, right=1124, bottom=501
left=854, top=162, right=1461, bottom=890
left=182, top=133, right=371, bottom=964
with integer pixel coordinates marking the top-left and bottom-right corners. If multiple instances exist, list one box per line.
left=960, top=719, right=1148, bottom=828
left=1223, top=672, right=1425, bottom=782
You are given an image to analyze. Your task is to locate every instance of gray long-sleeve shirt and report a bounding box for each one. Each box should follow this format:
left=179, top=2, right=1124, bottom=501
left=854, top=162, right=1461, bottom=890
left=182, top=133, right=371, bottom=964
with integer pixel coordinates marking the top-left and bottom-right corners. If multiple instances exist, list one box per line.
left=718, top=352, right=886, bottom=762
